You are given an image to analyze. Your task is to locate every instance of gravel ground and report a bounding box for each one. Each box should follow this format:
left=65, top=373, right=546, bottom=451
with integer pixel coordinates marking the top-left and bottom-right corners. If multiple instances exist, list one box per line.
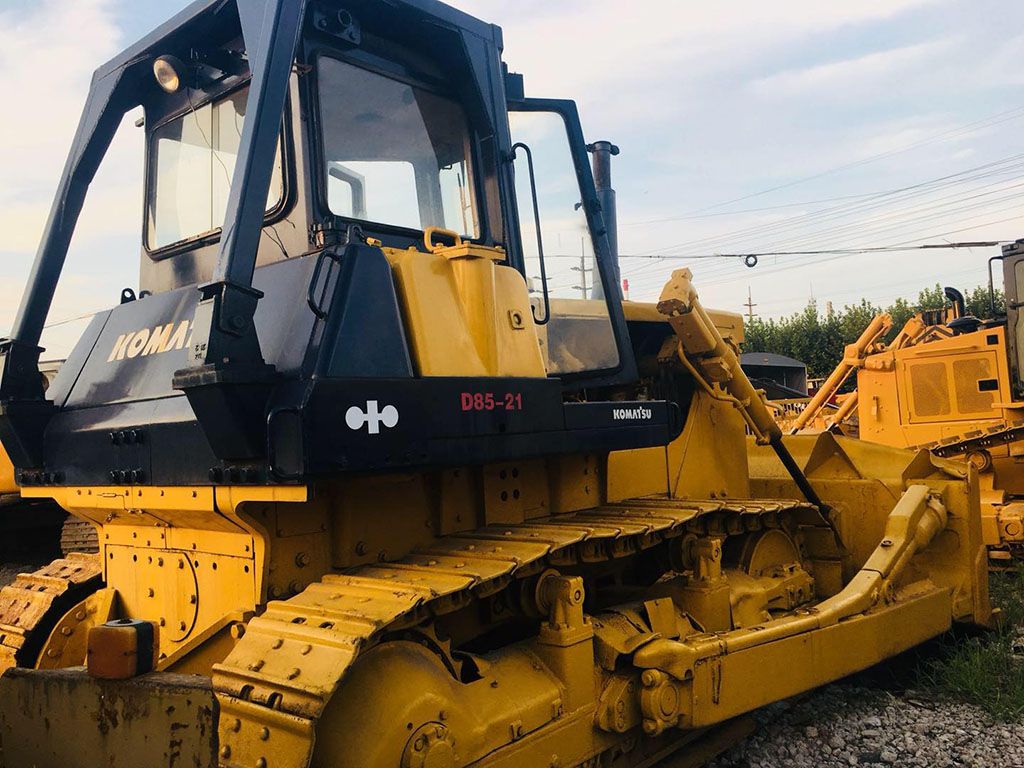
left=708, top=683, right=1024, bottom=768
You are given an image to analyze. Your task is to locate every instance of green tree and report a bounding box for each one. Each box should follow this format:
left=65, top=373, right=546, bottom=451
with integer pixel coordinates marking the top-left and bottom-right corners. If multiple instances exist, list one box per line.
left=742, top=283, right=1006, bottom=380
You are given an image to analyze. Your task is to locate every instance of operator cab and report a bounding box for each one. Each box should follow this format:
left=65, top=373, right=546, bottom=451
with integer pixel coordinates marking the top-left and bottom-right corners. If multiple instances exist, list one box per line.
left=138, top=0, right=631, bottom=389
left=0, top=0, right=680, bottom=487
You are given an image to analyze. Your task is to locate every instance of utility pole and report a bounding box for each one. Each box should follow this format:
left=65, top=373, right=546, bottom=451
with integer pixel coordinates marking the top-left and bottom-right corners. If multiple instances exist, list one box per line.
left=744, top=286, right=757, bottom=322
left=572, top=238, right=594, bottom=299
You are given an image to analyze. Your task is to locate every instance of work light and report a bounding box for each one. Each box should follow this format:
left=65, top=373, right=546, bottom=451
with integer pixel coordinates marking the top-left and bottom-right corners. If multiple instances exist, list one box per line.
left=153, top=55, right=186, bottom=94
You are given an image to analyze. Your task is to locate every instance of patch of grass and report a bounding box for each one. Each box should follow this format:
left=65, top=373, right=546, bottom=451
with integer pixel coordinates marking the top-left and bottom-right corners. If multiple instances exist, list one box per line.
left=991, top=566, right=1024, bottom=628
left=917, top=567, right=1024, bottom=721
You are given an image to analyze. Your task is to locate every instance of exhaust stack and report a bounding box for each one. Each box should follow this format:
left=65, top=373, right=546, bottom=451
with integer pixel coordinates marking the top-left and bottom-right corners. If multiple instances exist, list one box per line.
left=944, top=286, right=965, bottom=320
left=588, top=141, right=621, bottom=299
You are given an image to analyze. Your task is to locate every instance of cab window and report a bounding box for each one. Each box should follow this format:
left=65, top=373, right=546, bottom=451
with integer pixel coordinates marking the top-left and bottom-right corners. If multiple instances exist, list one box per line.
left=147, top=87, right=285, bottom=251
left=318, top=56, right=478, bottom=237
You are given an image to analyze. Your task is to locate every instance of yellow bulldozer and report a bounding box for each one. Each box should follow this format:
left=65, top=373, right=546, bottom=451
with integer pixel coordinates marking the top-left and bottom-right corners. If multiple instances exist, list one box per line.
left=791, top=263, right=1024, bottom=565
left=0, top=1, right=993, bottom=767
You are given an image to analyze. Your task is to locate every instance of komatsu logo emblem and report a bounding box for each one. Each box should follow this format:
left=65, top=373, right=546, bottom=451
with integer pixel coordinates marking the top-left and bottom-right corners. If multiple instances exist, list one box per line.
left=613, top=406, right=653, bottom=421
left=346, top=400, right=400, bottom=435
left=107, top=321, right=193, bottom=362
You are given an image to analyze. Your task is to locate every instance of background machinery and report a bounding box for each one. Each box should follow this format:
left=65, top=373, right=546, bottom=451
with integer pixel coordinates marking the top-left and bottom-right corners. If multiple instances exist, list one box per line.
left=797, top=261, right=1024, bottom=564
left=0, top=1, right=992, bottom=767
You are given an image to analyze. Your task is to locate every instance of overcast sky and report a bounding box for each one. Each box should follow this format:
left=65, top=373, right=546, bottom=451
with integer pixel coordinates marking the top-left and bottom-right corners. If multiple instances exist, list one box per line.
left=2, top=0, right=1023, bottom=356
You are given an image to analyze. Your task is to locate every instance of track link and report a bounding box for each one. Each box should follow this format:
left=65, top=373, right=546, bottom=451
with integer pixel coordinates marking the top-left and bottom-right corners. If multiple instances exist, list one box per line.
left=912, top=419, right=1024, bottom=458
left=0, top=553, right=103, bottom=670
left=214, top=497, right=820, bottom=768
left=59, top=517, right=100, bottom=555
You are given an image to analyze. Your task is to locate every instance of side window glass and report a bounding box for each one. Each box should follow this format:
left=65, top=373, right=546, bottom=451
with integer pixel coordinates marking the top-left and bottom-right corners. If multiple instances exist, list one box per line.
left=148, top=88, right=284, bottom=251
left=509, top=111, right=619, bottom=375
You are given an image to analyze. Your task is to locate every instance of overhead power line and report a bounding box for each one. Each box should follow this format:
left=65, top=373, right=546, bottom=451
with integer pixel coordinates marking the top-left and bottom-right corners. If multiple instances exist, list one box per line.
left=651, top=103, right=1024, bottom=220
left=621, top=191, right=878, bottom=226
left=641, top=152, right=1024, bottom=256
left=742, top=178, right=1024, bottom=254
left=622, top=165, right=1024, bottom=289
left=693, top=216, right=1023, bottom=290
left=673, top=240, right=1008, bottom=260
left=584, top=239, right=1007, bottom=266
left=43, top=310, right=102, bottom=330
left=622, top=212, right=1024, bottom=295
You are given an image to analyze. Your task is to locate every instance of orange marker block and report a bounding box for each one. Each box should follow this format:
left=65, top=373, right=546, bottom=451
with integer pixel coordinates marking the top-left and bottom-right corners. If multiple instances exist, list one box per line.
left=87, top=619, right=160, bottom=680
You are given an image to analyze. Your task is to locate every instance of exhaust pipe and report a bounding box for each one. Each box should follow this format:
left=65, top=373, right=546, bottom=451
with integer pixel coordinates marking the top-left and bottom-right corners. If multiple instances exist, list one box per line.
left=944, top=286, right=965, bottom=320
left=588, top=141, right=621, bottom=299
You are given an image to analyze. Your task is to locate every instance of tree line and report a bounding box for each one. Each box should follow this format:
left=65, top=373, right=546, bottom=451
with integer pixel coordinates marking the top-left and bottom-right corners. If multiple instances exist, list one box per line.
left=743, top=284, right=1004, bottom=380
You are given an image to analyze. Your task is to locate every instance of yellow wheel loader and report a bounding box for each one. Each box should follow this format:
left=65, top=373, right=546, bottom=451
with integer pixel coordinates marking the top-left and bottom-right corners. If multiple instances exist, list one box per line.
left=0, top=2, right=992, bottom=767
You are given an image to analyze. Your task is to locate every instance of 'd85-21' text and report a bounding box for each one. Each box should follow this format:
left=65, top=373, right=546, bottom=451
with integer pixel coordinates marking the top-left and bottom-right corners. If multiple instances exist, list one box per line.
left=460, top=392, right=524, bottom=412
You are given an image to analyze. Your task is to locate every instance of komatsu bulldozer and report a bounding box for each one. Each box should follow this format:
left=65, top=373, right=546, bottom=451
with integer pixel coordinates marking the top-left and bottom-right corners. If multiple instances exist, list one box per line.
left=0, top=2, right=992, bottom=767
left=793, top=259, right=1024, bottom=565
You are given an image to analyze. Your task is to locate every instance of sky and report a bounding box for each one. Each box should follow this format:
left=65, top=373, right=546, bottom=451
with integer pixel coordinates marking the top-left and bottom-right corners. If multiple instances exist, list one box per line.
left=2, top=0, right=1024, bottom=357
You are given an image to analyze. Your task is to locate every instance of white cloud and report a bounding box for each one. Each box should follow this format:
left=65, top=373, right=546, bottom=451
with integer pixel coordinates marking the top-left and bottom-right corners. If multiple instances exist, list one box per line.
left=452, top=0, right=948, bottom=119
left=0, top=0, right=121, bottom=209
left=749, top=41, right=953, bottom=99
left=0, top=0, right=143, bottom=353
left=0, top=0, right=1018, bottom=351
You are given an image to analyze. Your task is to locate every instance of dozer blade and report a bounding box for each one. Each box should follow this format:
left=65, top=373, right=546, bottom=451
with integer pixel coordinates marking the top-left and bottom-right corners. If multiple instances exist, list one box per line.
left=0, top=668, right=217, bottom=768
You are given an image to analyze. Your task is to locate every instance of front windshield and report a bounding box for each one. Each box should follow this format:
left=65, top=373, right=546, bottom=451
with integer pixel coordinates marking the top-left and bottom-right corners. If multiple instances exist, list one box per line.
left=147, top=87, right=284, bottom=251
left=318, top=56, right=478, bottom=237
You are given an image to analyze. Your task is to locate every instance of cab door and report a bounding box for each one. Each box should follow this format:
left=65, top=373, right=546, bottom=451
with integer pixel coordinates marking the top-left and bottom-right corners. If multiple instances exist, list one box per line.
left=1002, top=241, right=1024, bottom=398
left=506, top=98, right=638, bottom=389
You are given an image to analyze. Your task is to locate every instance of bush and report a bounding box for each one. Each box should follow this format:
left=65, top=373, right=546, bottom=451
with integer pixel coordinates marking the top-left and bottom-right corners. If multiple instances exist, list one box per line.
left=744, top=284, right=1005, bottom=382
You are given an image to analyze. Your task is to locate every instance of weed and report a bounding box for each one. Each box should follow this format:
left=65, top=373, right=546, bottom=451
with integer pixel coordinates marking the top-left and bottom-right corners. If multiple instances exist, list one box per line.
left=917, top=568, right=1024, bottom=721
